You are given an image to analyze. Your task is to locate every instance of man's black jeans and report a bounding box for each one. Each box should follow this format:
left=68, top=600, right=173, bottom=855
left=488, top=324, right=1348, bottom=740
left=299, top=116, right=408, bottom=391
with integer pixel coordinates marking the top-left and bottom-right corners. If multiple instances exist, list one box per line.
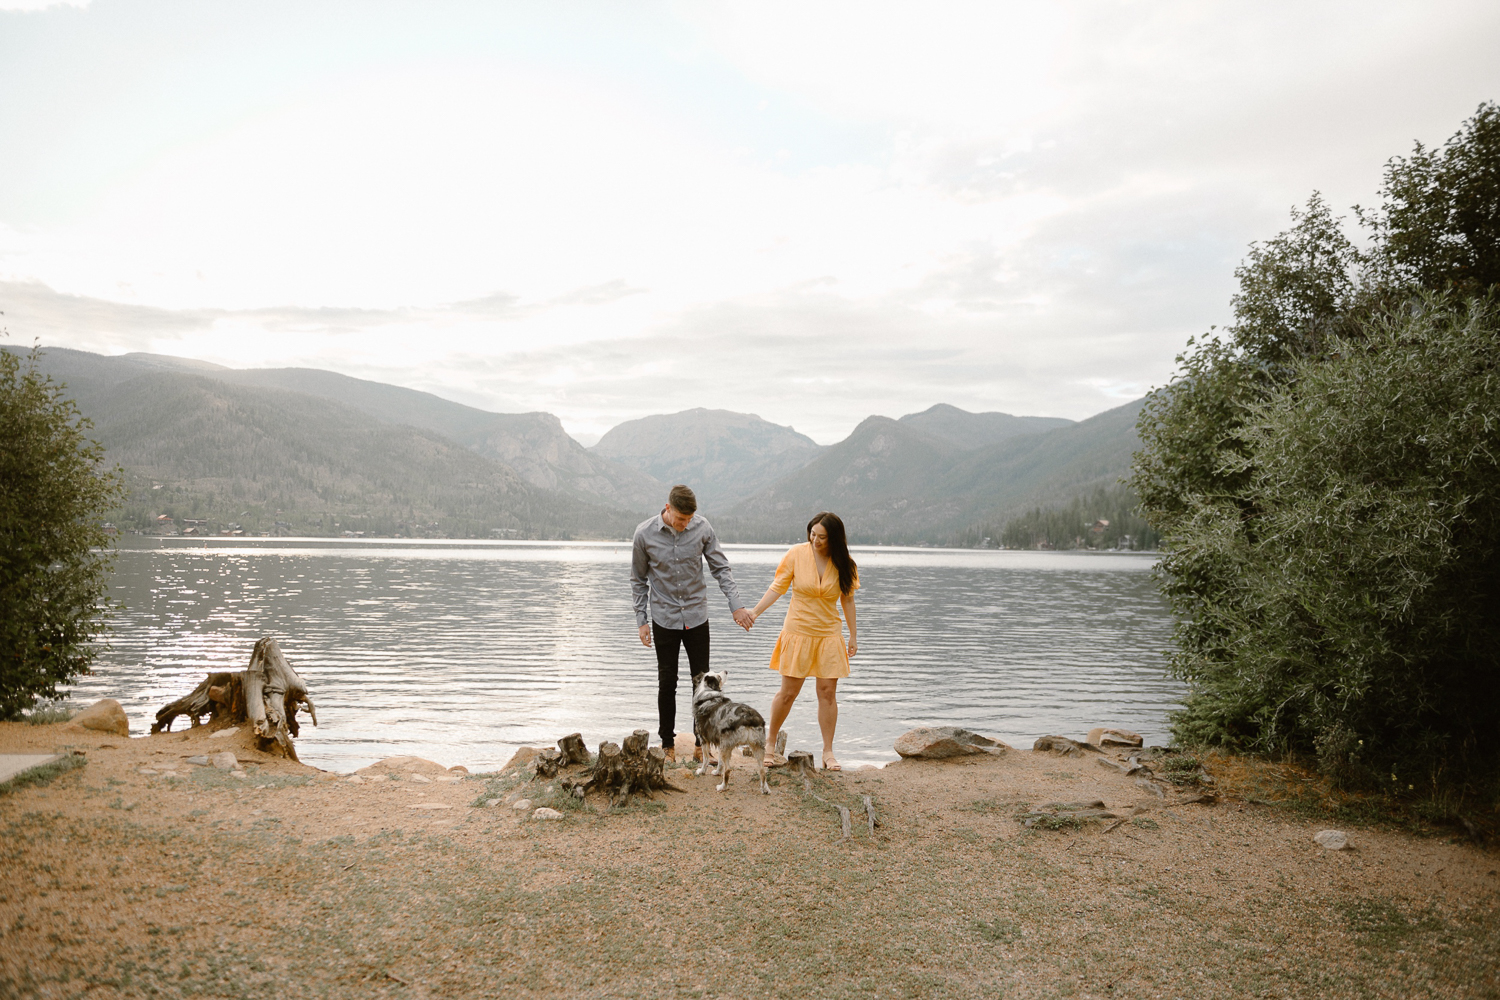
left=653, top=620, right=710, bottom=748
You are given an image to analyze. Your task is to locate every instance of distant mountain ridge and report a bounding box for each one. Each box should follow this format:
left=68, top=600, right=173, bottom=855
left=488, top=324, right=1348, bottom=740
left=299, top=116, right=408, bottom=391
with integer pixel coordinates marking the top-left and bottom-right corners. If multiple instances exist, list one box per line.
left=27, top=348, right=664, bottom=514
left=723, top=399, right=1144, bottom=543
left=14, top=344, right=1142, bottom=544
left=897, top=403, right=1073, bottom=449
left=592, top=408, right=824, bottom=511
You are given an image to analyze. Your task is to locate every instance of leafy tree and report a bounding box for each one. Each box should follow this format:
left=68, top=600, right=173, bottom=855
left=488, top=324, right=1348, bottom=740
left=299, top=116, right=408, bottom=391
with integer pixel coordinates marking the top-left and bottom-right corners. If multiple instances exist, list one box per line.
left=1132, top=104, right=1500, bottom=803
left=0, top=343, right=125, bottom=718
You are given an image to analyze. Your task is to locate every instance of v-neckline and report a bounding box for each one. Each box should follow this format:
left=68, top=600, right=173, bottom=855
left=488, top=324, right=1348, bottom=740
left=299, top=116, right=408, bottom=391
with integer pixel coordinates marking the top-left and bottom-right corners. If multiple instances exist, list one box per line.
left=811, top=544, right=831, bottom=580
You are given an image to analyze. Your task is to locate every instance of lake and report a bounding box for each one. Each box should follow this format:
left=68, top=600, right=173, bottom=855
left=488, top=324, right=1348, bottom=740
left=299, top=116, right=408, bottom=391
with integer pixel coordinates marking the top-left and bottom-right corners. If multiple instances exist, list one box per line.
left=71, top=537, right=1184, bottom=772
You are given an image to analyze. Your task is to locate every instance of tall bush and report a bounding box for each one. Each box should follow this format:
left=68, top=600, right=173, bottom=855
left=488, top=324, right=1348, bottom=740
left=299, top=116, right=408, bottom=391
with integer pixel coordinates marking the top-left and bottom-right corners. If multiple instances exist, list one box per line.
left=1132, top=103, right=1500, bottom=801
left=0, top=344, right=124, bottom=718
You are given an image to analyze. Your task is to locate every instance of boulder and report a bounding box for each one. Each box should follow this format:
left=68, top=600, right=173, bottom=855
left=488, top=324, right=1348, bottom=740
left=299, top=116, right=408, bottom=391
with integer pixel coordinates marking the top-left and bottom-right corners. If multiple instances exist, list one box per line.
left=1086, top=727, right=1143, bottom=748
left=68, top=699, right=129, bottom=737
left=1033, top=735, right=1098, bottom=757
left=211, top=751, right=238, bottom=770
left=894, top=727, right=1009, bottom=759
left=502, top=747, right=541, bottom=773
left=1313, top=829, right=1350, bottom=850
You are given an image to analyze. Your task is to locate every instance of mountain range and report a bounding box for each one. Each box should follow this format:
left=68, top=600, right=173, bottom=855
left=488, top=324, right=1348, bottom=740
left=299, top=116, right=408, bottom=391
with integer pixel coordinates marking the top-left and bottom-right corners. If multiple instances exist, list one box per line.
left=13, top=345, right=1145, bottom=543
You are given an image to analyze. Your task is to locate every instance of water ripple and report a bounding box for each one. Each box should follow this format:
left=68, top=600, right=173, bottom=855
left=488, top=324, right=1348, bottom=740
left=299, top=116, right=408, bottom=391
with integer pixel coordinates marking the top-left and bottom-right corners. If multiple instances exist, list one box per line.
left=70, top=538, right=1184, bottom=772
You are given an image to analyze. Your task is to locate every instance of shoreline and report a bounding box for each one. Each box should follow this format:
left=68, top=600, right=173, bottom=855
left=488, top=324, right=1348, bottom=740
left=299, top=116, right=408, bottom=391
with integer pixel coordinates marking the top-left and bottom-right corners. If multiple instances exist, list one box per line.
left=3, top=717, right=1496, bottom=998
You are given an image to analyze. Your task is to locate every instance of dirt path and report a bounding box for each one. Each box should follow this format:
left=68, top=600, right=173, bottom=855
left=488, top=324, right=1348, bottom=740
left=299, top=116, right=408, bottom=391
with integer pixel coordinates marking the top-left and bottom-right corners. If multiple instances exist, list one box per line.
left=2, top=720, right=1496, bottom=999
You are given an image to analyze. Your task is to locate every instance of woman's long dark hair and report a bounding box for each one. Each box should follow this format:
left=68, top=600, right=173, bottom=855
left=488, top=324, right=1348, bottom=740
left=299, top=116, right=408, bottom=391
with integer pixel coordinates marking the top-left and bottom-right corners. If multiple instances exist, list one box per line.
left=807, top=512, right=857, bottom=596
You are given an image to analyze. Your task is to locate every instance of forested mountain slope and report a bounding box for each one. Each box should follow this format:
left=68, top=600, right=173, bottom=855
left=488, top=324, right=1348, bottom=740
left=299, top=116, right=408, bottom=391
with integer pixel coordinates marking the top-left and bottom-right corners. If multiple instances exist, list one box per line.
left=723, top=399, right=1143, bottom=543
left=592, top=408, right=823, bottom=511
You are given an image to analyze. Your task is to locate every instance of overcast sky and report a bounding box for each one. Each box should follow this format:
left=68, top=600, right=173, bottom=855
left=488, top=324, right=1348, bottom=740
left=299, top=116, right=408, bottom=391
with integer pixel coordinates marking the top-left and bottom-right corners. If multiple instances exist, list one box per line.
left=2, top=1, right=1497, bottom=444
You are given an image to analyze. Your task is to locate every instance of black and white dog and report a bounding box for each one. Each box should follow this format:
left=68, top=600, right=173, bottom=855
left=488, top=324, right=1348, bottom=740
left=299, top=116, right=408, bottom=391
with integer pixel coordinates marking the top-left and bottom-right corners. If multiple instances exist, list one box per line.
left=692, top=672, right=770, bottom=794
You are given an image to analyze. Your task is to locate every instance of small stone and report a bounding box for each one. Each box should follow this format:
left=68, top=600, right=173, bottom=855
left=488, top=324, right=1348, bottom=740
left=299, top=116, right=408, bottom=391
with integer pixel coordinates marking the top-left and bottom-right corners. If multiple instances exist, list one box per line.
left=230, top=770, right=247, bottom=778
left=211, top=751, right=238, bottom=770
left=1134, top=777, right=1167, bottom=799
left=485, top=798, right=503, bottom=808
left=137, top=768, right=158, bottom=775
left=407, top=802, right=453, bottom=810
left=532, top=807, right=563, bottom=821
left=209, top=727, right=240, bottom=740
left=512, top=798, right=533, bottom=812
left=1314, top=829, right=1350, bottom=850
left=894, top=726, right=1009, bottom=759
left=409, top=774, right=431, bottom=783
left=1097, top=757, right=1143, bottom=775
left=68, top=698, right=130, bottom=737
left=345, top=775, right=364, bottom=783
left=185, top=755, right=210, bottom=766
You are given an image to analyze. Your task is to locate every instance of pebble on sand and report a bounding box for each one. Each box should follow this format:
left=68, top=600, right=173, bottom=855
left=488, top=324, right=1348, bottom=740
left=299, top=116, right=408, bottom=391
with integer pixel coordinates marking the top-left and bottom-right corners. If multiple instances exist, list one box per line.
left=1314, top=829, right=1351, bottom=850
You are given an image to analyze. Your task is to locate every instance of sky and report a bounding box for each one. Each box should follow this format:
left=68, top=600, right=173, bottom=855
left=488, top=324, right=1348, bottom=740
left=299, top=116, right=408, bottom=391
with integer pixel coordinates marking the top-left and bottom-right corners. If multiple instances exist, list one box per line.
left=2, top=1, right=1498, bottom=445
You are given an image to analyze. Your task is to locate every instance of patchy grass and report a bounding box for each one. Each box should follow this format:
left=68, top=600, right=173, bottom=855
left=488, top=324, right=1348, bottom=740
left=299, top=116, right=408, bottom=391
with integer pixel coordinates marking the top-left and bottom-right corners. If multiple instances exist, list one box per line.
left=0, top=753, right=85, bottom=796
left=1195, top=748, right=1497, bottom=842
left=21, top=701, right=75, bottom=725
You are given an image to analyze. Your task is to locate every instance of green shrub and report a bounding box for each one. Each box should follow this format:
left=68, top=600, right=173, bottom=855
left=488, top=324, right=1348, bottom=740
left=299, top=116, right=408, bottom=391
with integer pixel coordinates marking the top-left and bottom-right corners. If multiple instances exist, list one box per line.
left=1132, top=103, right=1500, bottom=805
left=0, top=343, right=125, bottom=719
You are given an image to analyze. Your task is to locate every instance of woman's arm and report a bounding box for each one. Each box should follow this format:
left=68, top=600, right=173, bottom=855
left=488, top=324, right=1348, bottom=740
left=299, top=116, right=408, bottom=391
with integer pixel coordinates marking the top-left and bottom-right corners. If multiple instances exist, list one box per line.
left=748, top=585, right=783, bottom=622
left=841, top=592, right=857, bottom=657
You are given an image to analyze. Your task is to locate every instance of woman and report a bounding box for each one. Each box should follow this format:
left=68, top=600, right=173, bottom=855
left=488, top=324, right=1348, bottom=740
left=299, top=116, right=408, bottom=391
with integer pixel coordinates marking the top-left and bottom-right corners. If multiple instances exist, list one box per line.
left=746, top=511, right=858, bottom=771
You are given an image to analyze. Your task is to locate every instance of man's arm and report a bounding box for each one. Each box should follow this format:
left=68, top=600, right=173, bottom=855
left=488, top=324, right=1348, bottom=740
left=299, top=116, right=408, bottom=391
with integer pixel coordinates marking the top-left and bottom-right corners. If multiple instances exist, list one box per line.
left=702, top=525, right=752, bottom=629
left=630, top=531, right=652, bottom=630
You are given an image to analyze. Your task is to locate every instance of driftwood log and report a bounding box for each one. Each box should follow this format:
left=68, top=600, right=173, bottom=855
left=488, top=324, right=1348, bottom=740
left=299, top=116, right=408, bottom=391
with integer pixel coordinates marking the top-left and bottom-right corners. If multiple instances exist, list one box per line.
left=152, top=637, right=317, bottom=760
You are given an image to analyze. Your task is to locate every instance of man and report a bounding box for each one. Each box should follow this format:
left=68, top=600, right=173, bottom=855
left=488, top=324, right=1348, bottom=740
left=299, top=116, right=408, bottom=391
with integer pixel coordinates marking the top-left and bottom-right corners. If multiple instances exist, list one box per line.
left=631, top=484, right=754, bottom=762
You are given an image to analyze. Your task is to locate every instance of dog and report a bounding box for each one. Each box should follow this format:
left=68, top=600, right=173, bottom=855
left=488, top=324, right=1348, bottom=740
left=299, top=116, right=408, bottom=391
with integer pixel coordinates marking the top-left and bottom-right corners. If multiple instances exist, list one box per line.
left=692, top=672, right=770, bottom=794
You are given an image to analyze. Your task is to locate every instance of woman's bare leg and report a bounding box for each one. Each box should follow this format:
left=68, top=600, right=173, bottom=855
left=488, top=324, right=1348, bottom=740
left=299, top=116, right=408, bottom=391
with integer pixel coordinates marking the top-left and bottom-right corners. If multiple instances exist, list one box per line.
left=766, top=675, right=805, bottom=756
left=815, top=678, right=839, bottom=762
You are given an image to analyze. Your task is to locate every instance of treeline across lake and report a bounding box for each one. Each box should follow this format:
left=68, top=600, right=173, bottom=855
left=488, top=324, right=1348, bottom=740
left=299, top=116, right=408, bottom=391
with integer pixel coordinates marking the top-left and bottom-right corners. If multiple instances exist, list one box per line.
left=959, top=484, right=1159, bottom=550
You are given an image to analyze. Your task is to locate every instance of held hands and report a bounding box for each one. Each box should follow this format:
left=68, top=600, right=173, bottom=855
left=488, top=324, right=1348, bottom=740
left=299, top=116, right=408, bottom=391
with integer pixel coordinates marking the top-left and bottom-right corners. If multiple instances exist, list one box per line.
left=732, top=608, right=755, bottom=632
left=638, top=623, right=653, bottom=647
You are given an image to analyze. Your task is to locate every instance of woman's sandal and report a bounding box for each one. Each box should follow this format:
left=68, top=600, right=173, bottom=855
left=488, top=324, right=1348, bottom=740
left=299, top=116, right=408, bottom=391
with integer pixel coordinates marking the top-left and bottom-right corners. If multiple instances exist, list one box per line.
left=762, top=750, right=788, bottom=767
left=822, top=752, right=842, bottom=772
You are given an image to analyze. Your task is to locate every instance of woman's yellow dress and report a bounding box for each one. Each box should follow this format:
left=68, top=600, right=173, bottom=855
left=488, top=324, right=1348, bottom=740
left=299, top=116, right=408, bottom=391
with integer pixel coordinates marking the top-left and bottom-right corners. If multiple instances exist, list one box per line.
left=768, top=542, right=859, bottom=679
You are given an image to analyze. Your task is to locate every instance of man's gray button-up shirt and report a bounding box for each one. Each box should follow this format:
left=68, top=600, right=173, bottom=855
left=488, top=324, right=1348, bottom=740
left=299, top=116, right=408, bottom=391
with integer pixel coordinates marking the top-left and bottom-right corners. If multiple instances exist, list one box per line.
left=630, top=513, right=744, bottom=630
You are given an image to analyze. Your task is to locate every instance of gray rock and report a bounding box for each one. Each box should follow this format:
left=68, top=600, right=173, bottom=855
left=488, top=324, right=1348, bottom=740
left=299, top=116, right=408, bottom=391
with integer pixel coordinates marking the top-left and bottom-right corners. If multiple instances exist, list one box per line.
left=1086, top=727, right=1143, bottom=748
left=185, top=755, right=210, bottom=766
left=512, top=798, right=533, bottom=812
left=1313, top=829, right=1350, bottom=850
left=895, top=727, right=1009, bottom=759
left=1033, top=735, right=1098, bottom=757
left=532, top=807, right=564, bottom=821
left=210, top=751, right=238, bottom=770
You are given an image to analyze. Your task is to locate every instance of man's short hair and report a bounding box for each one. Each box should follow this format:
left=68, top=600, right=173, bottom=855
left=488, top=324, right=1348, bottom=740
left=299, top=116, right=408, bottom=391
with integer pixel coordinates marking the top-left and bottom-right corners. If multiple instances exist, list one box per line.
left=667, top=484, right=697, bottom=515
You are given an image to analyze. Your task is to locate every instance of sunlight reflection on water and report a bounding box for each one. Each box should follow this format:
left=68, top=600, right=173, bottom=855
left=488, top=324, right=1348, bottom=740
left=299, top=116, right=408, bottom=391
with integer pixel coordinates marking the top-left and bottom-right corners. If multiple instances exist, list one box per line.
left=73, top=537, right=1183, bottom=772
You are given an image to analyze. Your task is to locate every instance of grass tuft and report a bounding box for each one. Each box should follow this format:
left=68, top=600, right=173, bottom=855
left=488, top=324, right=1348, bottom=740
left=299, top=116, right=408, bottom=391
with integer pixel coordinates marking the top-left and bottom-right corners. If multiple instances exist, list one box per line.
left=22, top=701, right=75, bottom=725
left=0, top=754, right=85, bottom=796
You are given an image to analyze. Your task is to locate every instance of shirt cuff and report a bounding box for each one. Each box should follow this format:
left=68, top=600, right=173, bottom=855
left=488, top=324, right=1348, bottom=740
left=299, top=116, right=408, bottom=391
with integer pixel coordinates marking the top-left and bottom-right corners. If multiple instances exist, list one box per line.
left=635, top=612, right=649, bottom=628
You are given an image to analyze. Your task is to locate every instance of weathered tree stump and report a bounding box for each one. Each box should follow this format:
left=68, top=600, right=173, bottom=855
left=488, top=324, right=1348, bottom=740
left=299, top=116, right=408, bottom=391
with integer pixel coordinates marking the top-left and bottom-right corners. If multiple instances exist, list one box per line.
left=152, top=637, right=317, bottom=760
left=557, top=733, right=590, bottom=767
left=580, top=728, right=676, bottom=805
left=534, top=748, right=563, bottom=779
left=786, top=750, right=814, bottom=779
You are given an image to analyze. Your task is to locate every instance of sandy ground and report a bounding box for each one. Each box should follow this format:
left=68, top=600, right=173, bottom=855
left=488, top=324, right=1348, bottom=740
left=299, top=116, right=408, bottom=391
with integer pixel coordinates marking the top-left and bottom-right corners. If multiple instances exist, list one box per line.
left=2, top=719, right=1497, bottom=1000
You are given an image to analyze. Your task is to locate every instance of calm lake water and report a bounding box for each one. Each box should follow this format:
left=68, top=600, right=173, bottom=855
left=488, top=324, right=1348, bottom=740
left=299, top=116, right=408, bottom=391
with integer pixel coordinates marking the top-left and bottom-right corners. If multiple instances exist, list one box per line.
left=72, top=537, right=1183, bottom=773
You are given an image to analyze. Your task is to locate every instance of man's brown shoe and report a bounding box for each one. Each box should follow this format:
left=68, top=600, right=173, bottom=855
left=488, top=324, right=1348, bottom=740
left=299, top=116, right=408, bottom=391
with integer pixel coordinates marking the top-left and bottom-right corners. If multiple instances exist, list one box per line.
left=662, top=745, right=676, bottom=763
